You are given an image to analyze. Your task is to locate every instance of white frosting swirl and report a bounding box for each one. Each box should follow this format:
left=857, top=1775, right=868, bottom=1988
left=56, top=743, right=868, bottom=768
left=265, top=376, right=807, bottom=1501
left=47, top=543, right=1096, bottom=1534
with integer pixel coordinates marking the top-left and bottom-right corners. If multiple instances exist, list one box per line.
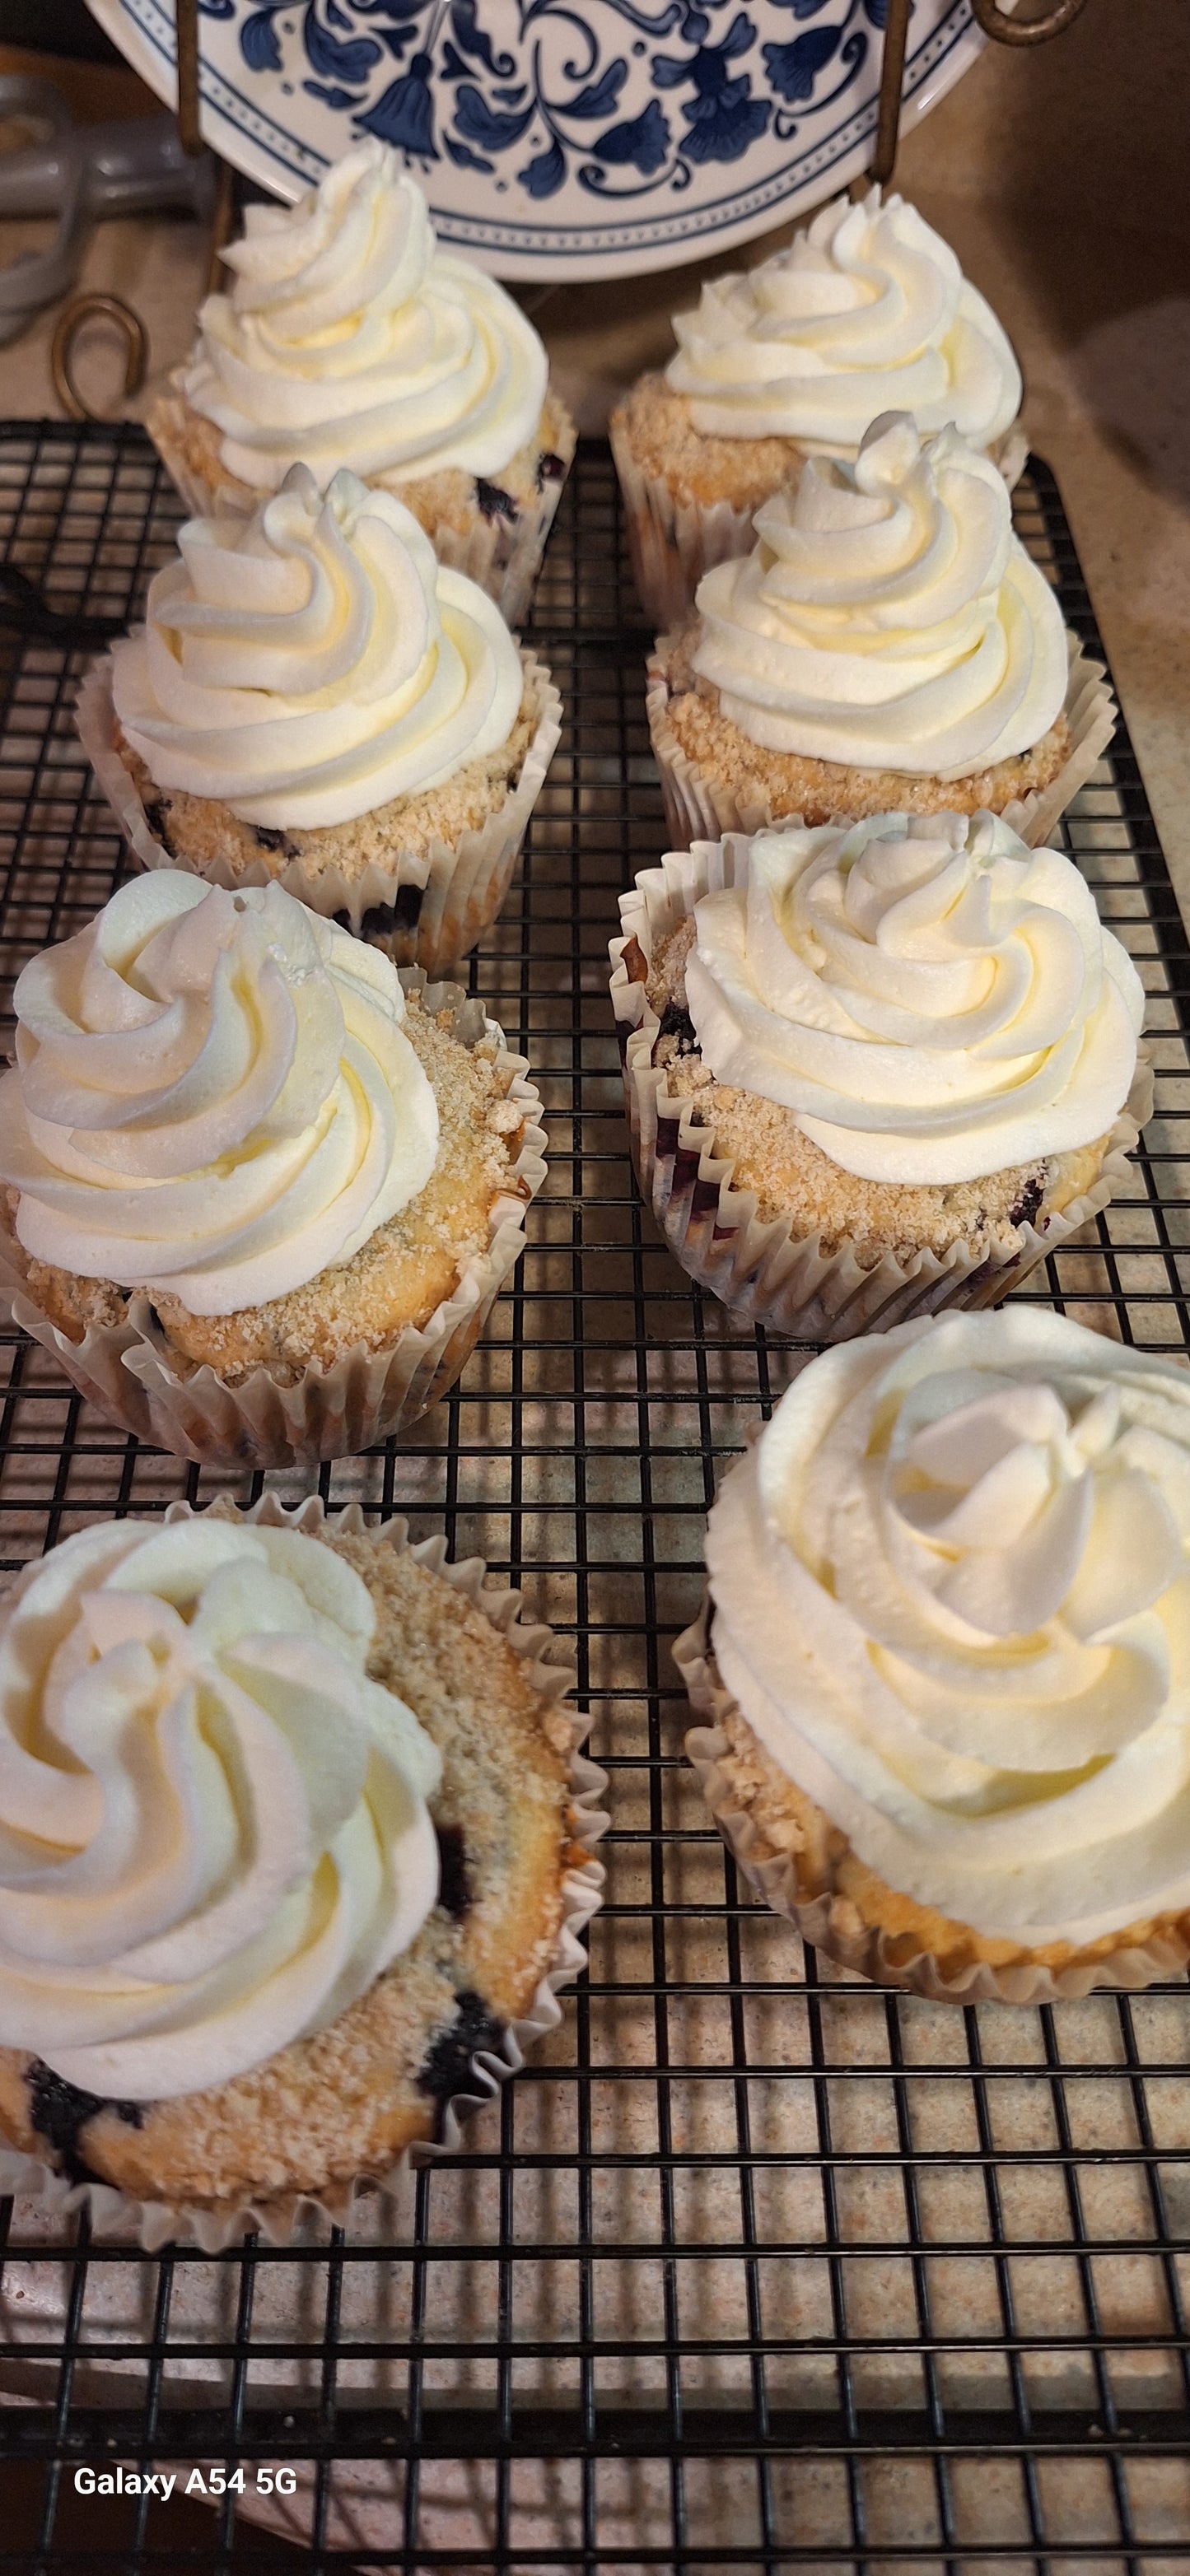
left=668, top=187, right=1021, bottom=456
left=184, top=142, right=547, bottom=494
left=110, top=463, right=525, bottom=831
left=684, top=813, right=1143, bottom=1184
left=0, top=1516, right=441, bottom=2099
left=0, top=873, right=439, bottom=1317
left=707, top=1311, right=1190, bottom=1947
left=693, top=413, right=1068, bottom=779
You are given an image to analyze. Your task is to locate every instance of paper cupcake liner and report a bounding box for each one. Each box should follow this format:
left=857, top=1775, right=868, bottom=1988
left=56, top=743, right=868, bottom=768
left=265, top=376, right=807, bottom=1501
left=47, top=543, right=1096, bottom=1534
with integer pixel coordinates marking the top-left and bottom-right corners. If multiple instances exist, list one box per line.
left=0, top=972, right=548, bottom=1467
left=0, top=1492, right=608, bottom=2250
left=77, top=654, right=562, bottom=976
left=676, top=1597, right=1190, bottom=2005
left=610, top=411, right=758, bottom=635
left=404, top=398, right=576, bottom=631
left=645, top=627, right=1118, bottom=856
left=612, top=412, right=1029, bottom=633
left=144, top=389, right=245, bottom=521
left=994, top=422, right=1030, bottom=492
left=609, top=834, right=1152, bottom=1342
left=147, top=384, right=577, bottom=631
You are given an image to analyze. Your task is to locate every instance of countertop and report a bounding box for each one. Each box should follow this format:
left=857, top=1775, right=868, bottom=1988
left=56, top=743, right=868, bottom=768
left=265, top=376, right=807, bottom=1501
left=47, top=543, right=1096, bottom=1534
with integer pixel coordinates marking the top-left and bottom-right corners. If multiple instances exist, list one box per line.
left=1, top=2, right=1187, bottom=908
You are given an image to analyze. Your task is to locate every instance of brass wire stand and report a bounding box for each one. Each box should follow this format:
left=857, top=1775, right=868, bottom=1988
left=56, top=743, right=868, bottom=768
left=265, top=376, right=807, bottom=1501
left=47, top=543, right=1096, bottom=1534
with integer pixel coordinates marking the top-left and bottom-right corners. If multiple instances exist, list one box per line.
left=870, top=0, right=1091, bottom=189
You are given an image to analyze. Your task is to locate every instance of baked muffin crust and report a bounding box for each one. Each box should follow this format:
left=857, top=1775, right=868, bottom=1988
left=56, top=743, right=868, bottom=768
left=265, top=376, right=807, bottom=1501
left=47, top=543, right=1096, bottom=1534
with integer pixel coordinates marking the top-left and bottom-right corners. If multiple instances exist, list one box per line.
left=150, top=388, right=576, bottom=544
left=706, top=1686, right=1190, bottom=1987
left=0, top=1531, right=575, bottom=2208
left=7, top=994, right=532, bottom=1383
left=114, top=673, right=544, bottom=891
left=613, top=371, right=811, bottom=515
left=651, top=622, right=1071, bottom=828
left=643, top=915, right=1108, bottom=1267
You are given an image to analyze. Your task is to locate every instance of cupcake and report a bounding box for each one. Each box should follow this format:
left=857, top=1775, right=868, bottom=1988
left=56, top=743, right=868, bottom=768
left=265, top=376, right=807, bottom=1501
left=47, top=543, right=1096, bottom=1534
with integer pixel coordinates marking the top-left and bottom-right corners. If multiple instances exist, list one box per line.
left=0, top=873, right=547, bottom=1466
left=647, top=414, right=1115, bottom=855
left=0, top=1497, right=606, bottom=2237
left=609, top=813, right=1150, bottom=1340
left=77, top=463, right=561, bottom=974
left=611, top=187, right=1025, bottom=629
left=148, top=141, right=576, bottom=626
left=678, top=1309, right=1190, bottom=2003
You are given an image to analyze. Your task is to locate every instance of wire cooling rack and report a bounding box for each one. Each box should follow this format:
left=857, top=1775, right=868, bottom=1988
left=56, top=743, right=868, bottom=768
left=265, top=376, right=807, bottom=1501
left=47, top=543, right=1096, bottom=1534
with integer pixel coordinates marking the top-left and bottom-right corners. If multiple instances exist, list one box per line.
left=0, top=428, right=1188, bottom=2574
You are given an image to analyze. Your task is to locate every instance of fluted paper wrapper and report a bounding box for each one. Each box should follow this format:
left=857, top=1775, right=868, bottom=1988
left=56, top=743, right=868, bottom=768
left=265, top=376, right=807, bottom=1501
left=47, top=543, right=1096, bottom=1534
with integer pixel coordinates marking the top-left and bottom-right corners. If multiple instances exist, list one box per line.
left=0, top=1493, right=608, bottom=2251
left=147, top=384, right=576, bottom=631
left=0, top=973, right=547, bottom=1466
left=676, top=1598, right=1190, bottom=2005
left=77, top=653, right=562, bottom=975
left=646, top=627, right=1117, bottom=855
left=994, top=422, right=1030, bottom=491
left=611, top=410, right=758, bottom=635
left=613, top=409, right=1029, bottom=632
left=411, top=405, right=576, bottom=630
left=609, top=835, right=1152, bottom=1342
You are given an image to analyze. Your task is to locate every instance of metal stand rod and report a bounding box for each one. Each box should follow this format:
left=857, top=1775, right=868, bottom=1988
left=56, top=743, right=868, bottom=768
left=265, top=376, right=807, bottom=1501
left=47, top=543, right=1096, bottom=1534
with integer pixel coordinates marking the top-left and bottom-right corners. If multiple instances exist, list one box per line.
left=175, top=0, right=202, bottom=155
left=973, top=0, right=1091, bottom=44
left=50, top=292, right=147, bottom=422
left=870, top=0, right=912, bottom=188
left=866, top=0, right=1090, bottom=193
left=207, top=155, right=236, bottom=294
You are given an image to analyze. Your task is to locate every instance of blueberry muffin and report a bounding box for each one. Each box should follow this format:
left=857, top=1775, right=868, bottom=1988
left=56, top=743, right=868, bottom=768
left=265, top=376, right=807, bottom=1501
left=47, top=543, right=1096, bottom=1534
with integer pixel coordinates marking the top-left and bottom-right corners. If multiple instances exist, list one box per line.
left=148, top=142, right=575, bottom=627
left=83, top=462, right=560, bottom=972
left=646, top=415, right=1094, bottom=854
left=0, top=1505, right=599, bottom=2212
left=612, top=184, right=1024, bottom=628
left=0, top=874, right=546, bottom=1463
left=679, top=1312, right=1190, bottom=2001
left=609, top=813, right=1149, bottom=1339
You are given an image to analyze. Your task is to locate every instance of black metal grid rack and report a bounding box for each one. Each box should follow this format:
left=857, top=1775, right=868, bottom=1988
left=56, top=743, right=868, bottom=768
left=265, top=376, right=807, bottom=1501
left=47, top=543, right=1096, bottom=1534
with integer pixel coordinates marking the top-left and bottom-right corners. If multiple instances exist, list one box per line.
left=1, top=427, right=1189, bottom=2573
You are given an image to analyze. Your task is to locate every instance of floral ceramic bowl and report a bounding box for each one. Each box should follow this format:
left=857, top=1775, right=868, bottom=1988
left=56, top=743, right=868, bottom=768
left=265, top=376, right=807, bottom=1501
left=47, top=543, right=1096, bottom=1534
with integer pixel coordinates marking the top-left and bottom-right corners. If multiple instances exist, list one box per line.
left=86, top=0, right=987, bottom=281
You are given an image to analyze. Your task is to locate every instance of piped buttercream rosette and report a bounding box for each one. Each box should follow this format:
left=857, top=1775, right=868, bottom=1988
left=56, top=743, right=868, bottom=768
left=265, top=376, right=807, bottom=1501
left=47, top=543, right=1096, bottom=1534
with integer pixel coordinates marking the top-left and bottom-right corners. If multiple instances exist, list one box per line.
left=669, top=189, right=1022, bottom=460
left=692, top=416, right=1066, bottom=780
left=0, top=1493, right=608, bottom=2249
left=0, top=878, right=548, bottom=1465
left=0, top=873, right=440, bottom=1317
left=646, top=415, right=1117, bottom=850
left=678, top=1311, right=1190, bottom=2001
left=0, top=1515, right=443, bottom=2103
left=614, top=189, right=1025, bottom=631
left=682, top=810, right=1144, bottom=1186
left=147, top=144, right=573, bottom=624
left=80, top=466, right=562, bottom=972
left=180, top=145, right=547, bottom=498
left=609, top=825, right=1151, bottom=1342
left=112, top=467, right=526, bottom=831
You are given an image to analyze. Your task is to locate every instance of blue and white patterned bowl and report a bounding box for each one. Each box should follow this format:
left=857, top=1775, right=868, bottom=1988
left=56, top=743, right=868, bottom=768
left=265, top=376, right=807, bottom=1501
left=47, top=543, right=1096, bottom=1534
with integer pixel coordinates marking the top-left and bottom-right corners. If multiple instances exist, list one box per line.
left=86, top=0, right=986, bottom=281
